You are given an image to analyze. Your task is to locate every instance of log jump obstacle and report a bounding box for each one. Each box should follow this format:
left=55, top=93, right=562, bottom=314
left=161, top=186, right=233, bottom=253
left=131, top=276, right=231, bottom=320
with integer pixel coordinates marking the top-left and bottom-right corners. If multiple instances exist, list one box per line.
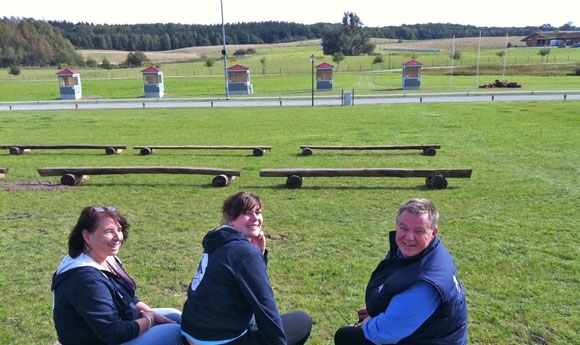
left=259, top=168, right=472, bottom=189
left=300, top=144, right=441, bottom=156
left=1, top=144, right=127, bottom=155
left=37, top=166, right=242, bottom=187
left=0, top=167, right=7, bottom=180
left=134, top=145, right=272, bottom=157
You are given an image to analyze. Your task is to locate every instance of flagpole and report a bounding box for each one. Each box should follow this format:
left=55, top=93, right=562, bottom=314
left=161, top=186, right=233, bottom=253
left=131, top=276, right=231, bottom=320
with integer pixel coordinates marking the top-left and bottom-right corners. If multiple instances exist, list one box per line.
left=220, top=0, right=229, bottom=100
left=450, top=35, right=455, bottom=87
left=476, top=31, right=481, bottom=87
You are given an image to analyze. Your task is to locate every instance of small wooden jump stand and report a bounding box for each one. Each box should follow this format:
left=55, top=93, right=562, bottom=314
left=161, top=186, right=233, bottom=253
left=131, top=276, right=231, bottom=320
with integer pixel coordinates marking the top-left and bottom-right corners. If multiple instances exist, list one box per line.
left=1, top=144, right=127, bottom=155
left=134, top=145, right=272, bottom=157
left=0, top=167, right=8, bottom=180
left=300, top=144, right=441, bottom=156
left=37, top=166, right=242, bottom=187
left=259, top=168, right=472, bottom=189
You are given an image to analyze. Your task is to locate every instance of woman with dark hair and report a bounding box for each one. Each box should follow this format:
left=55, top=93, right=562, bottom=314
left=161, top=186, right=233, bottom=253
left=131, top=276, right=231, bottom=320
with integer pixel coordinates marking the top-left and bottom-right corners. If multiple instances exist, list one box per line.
left=52, top=206, right=182, bottom=345
left=181, top=191, right=312, bottom=345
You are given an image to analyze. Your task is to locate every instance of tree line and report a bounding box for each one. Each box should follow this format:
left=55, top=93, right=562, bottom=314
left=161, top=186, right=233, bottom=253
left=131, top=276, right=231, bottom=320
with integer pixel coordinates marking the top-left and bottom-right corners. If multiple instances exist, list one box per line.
left=1, top=16, right=576, bottom=68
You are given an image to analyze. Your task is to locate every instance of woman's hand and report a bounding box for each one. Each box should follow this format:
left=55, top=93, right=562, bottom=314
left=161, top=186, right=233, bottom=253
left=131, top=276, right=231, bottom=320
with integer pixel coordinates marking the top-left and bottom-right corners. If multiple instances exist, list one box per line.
left=151, top=311, right=176, bottom=325
left=249, top=230, right=266, bottom=254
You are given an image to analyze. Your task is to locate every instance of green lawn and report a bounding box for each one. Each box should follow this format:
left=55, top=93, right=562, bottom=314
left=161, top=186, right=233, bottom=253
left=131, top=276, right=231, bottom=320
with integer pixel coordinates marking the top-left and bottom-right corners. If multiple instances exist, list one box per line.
left=0, top=101, right=579, bottom=344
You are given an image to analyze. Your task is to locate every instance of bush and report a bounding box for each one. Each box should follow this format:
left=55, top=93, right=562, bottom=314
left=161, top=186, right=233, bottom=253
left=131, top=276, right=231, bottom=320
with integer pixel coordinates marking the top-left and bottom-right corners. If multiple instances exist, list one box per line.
left=8, top=65, right=21, bottom=76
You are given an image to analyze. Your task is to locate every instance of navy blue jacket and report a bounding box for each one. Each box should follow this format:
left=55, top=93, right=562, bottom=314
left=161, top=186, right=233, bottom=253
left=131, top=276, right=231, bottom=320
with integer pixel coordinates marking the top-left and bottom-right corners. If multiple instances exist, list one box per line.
left=51, top=254, right=141, bottom=345
left=365, top=232, right=468, bottom=345
left=181, top=225, right=286, bottom=345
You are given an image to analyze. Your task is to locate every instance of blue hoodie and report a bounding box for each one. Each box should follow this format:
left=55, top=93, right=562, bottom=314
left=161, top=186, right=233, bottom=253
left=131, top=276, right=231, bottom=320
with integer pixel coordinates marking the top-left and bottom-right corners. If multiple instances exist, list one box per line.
left=181, top=225, right=286, bottom=345
left=51, top=253, right=141, bottom=345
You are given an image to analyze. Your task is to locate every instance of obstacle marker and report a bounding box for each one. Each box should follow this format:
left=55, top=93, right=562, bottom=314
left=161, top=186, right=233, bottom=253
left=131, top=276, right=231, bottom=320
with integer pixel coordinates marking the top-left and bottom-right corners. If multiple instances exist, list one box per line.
left=134, top=145, right=271, bottom=157
left=37, top=166, right=242, bottom=187
left=300, top=144, right=441, bottom=156
left=259, top=167, right=472, bottom=189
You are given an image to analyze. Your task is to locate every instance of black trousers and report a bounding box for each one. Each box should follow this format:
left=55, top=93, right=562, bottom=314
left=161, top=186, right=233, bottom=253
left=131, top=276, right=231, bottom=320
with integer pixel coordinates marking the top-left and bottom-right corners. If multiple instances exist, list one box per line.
left=228, top=311, right=312, bottom=345
left=334, top=325, right=374, bottom=345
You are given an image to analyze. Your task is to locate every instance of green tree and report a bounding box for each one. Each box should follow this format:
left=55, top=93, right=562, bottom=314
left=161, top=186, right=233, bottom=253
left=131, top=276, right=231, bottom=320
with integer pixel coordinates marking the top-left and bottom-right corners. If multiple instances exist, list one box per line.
left=332, top=52, right=345, bottom=71
left=205, top=58, right=214, bottom=74
left=124, top=51, right=148, bottom=67
left=8, top=65, right=21, bottom=76
left=100, top=57, right=113, bottom=70
left=260, top=57, right=267, bottom=74
left=372, top=53, right=384, bottom=68
left=538, top=48, right=550, bottom=62
left=321, top=12, right=375, bottom=56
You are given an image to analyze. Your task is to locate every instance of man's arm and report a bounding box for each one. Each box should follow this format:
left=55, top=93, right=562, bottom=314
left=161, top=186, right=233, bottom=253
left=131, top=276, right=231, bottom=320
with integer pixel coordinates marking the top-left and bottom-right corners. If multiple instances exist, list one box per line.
left=362, top=281, right=441, bottom=344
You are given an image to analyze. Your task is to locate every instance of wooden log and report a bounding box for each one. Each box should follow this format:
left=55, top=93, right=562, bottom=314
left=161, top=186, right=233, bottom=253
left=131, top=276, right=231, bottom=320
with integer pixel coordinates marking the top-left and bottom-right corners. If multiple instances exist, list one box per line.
left=134, top=146, right=270, bottom=156
left=139, top=147, right=156, bottom=155
left=2, top=144, right=127, bottom=155
left=7, top=147, right=31, bottom=155
left=2, top=144, right=127, bottom=149
left=259, top=168, right=471, bottom=178
left=38, top=166, right=242, bottom=177
left=134, top=145, right=271, bottom=150
left=260, top=168, right=471, bottom=189
left=0, top=167, right=8, bottom=174
left=0, top=174, right=5, bottom=180
left=38, top=166, right=242, bottom=187
left=252, top=148, right=265, bottom=157
left=212, top=175, right=237, bottom=187
left=286, top=175, right=303, bottom=189
left=60, top=174, right=90, bottom=186
left=300, top=145, right=441, bottom=156
left=105, top=147, right=124, bottom=155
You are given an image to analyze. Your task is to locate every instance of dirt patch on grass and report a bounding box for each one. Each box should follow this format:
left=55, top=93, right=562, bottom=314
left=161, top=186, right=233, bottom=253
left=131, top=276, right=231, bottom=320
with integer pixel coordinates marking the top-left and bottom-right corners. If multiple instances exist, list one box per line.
left=0, top=181, right=70, bottom=191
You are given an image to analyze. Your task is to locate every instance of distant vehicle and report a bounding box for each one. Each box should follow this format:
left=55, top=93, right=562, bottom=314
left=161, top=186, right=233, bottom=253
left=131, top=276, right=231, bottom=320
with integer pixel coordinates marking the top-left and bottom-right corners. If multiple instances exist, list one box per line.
left=572, top=43, right=580, bottom=48
left=549, top=39, right=567, bottom=48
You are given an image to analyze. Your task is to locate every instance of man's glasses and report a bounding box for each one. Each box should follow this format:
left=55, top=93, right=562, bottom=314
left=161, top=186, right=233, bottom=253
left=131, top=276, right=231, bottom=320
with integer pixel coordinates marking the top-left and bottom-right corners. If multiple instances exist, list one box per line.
left=92, top=206, right=117, bottom=213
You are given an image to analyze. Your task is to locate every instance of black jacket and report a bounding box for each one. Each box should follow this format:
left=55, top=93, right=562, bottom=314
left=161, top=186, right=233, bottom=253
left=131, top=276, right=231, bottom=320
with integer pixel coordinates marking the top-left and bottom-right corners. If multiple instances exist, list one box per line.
left=181, top=225, right=286, bottom=345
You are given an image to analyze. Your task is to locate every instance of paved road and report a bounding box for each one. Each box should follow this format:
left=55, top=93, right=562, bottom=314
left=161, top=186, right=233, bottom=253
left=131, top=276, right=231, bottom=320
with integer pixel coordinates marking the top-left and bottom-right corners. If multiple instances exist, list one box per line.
left=1, top=92, right=579, bottom=111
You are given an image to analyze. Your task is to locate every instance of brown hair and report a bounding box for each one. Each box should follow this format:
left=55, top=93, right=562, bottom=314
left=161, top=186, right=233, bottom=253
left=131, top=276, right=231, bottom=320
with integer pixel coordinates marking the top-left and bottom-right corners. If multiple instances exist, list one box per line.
left=67, top=206, right=129, bottom=258
left=222, top=192, right=262, bottom=222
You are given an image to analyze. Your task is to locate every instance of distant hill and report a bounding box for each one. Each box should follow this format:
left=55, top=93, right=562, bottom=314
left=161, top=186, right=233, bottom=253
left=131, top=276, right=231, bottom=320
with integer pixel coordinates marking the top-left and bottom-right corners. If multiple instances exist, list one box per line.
left=0, top=17, right=563, bottom=67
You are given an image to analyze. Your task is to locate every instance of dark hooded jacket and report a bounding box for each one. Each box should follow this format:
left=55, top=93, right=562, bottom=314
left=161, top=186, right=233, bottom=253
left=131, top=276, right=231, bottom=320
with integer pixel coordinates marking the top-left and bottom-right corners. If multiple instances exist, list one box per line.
left=365, top=231, right=468, bottom=345
left=51, top=253, right=141, bottom=345
left=181, top=225, right=286, bottom=345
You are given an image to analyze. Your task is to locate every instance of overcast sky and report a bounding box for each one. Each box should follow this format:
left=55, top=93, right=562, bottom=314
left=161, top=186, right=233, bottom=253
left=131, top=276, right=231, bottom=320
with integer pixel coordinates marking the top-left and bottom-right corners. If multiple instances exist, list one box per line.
left=4, top=0, right=576, bottom=28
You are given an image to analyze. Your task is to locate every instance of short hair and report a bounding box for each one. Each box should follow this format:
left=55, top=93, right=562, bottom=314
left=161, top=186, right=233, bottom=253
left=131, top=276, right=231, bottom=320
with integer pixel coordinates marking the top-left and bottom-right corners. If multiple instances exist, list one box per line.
left=222, top=191, right=262, bottom=222
left=396, top=198, right=439, bottom=230
left=67, top=206, right=130, bottom=258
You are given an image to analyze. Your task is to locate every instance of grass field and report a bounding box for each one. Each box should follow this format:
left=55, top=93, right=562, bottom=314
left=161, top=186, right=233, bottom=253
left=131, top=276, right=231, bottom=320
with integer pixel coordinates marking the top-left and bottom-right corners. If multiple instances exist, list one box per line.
left=2, top=37, right=580, bottom=103
left=0, top=100, right=579, bottom=344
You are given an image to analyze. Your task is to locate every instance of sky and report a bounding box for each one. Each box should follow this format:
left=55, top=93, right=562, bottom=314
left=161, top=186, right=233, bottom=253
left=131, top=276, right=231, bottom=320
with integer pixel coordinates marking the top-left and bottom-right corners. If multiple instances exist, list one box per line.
left=3, top=0, right=576, bottom=28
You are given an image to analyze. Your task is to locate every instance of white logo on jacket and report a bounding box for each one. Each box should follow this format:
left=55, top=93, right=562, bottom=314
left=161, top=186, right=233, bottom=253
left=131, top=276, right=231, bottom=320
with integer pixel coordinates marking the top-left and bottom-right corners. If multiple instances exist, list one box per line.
left=191, top=253, right=208, bottom=291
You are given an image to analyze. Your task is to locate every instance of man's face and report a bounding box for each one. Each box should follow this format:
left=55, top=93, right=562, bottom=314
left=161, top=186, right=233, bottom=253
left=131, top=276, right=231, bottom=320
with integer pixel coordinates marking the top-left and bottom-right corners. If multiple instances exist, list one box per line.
left=395, top=210, right=438, bottom=257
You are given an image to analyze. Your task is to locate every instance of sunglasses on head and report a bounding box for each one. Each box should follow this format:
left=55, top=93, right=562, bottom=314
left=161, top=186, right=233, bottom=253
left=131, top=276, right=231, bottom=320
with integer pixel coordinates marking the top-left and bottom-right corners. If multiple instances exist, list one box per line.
left=92, top=206, right=117, bottom=213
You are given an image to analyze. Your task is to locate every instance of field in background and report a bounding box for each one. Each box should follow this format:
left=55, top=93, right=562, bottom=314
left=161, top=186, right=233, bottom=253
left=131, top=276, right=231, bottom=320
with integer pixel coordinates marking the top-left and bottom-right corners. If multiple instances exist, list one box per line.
left=2, top=36, right=580, bottom=103
left=0, top=101, right=579, bottom=344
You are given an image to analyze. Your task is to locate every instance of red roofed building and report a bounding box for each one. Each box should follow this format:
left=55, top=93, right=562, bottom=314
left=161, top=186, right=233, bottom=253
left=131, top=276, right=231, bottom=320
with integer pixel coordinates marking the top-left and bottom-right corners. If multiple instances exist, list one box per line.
left=402, top=60, right=423, bottom=90
left=227, top=64, right=253, bottom=95
left=56, top=68, right=82, bottom=100
left=315, top=62, right=334, bottom=91
left=141, top=66, right=164, bottom=98
left=520, top=31, right=580, bottom=47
